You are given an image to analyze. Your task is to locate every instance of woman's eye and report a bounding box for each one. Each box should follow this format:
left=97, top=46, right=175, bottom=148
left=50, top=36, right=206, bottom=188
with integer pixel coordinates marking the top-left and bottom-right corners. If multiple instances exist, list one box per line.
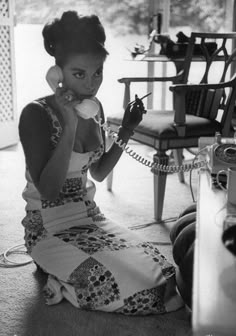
left=95, top=68, right=103, bottom=77
left=73, top=72, right=85, bottom=79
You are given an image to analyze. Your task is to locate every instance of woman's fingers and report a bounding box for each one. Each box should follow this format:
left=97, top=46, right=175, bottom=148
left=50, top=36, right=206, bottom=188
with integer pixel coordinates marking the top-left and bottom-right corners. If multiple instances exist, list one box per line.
left=55, top=86, right=67, bottom=97
left=134, top=98, right=146, bottom=113
left=55, top=88, right=80, bottom=107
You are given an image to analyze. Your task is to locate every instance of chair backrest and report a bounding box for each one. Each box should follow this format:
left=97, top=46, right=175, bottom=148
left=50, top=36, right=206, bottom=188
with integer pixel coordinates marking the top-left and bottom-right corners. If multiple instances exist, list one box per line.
left=172, top=75, right=236, bottom=137
left=182, top=32, right=236, bottom=84
left=185, top=87, right=224, bottom=119
left=180, top=32, right=236, bottom=135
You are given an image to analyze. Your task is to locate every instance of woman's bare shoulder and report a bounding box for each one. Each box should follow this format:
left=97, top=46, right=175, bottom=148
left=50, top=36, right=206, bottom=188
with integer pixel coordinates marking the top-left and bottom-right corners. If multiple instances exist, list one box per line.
left=18, top=99, right=52, bottom=149
left=19, top=100, right=52, bottom=134
left=19, top=100, right=48, bottom=124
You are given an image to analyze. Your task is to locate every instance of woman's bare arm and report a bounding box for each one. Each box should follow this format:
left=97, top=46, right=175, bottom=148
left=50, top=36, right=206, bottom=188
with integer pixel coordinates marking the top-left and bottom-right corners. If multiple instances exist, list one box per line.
left=89, top=102, right=140, bottom=182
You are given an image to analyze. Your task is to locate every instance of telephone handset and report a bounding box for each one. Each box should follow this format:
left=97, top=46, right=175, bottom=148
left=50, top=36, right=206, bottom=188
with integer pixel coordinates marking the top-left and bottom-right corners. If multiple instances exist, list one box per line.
left=46, top=65, right=99, bottom=119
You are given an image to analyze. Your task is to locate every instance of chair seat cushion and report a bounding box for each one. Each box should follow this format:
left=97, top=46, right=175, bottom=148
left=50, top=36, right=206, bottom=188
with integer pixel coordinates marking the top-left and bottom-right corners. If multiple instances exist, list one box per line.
left=107, top=110, right=222, bottom=139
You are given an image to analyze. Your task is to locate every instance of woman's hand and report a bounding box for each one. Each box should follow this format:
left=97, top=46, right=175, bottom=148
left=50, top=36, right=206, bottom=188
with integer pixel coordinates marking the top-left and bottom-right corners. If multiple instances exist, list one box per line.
left=55, top=87, right=80, bottom=129
left=122, top=95, right=146, bottom=132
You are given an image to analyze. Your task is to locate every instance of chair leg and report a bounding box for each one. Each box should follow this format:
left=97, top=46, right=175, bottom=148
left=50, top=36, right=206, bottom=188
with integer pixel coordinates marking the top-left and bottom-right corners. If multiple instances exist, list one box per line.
left=173, top=149, right=185, bottom=183
left=152, top=151, right=169, bottom=222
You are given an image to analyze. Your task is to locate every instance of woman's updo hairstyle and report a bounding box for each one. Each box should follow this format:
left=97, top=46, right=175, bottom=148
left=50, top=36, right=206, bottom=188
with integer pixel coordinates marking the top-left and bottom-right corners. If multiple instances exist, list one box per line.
left=42, top=11, right=108, bottom=66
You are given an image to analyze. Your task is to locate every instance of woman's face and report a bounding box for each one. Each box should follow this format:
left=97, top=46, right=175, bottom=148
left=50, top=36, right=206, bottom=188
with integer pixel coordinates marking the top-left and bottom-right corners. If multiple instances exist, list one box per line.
left=62, top=53, right=105, bottom=100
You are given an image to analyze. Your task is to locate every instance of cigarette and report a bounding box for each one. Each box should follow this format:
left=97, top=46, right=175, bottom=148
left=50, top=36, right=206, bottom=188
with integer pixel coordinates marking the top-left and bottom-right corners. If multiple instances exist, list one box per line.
left=130, top=92, right=152, bottom=105
left=139, top=92, right=152, bottom=101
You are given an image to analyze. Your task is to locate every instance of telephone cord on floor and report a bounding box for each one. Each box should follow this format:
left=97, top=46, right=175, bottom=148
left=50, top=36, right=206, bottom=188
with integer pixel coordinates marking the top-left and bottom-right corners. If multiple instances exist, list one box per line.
left=0, top=244, right=33, bottom=267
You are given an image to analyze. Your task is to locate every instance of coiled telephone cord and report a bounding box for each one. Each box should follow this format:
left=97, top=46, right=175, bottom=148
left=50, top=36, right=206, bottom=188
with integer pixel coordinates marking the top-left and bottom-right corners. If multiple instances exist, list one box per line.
left=94, top=117, right=207, bottom=173
left=0, top=244, right=33, bottom=268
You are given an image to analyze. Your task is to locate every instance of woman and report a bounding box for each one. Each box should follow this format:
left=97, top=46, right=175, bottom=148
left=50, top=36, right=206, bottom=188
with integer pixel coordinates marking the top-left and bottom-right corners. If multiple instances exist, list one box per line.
left=19, top=11, right=184, bottom=314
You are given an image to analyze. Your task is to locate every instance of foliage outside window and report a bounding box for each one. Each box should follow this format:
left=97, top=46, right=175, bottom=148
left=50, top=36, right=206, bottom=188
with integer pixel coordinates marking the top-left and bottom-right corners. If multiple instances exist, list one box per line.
left=15, top=0, right=227, bottom=35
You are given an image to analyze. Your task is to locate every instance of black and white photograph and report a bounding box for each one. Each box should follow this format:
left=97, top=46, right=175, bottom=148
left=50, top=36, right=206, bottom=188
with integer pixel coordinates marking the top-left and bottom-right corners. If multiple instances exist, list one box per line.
left=0, top=1, right=236, bottom=335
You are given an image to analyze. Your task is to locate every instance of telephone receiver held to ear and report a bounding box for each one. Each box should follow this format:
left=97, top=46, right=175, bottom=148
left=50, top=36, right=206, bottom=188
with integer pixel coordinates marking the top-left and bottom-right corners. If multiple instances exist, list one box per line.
left=46, top=65, right=99, bottom=120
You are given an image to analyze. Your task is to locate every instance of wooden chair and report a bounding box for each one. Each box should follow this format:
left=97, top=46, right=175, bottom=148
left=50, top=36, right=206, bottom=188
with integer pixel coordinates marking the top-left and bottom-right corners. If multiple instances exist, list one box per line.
left=106, top=32, right=236, bottom=222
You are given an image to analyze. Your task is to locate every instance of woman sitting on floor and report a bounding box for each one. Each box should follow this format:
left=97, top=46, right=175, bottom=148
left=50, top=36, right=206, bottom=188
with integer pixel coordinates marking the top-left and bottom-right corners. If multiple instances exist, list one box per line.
left=19, top=10, right=184, bottom=314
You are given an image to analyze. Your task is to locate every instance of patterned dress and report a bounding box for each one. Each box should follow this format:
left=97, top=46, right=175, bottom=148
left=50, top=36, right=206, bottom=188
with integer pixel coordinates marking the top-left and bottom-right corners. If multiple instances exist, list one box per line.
left=21, top=98, right=183, bottom=315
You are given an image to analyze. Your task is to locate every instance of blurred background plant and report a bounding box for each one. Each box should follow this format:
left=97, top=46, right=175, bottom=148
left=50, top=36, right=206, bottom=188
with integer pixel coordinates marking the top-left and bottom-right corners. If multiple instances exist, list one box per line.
left=15, top=0, right=227, bottom=35
left=171, top=0, right=227, bottom=33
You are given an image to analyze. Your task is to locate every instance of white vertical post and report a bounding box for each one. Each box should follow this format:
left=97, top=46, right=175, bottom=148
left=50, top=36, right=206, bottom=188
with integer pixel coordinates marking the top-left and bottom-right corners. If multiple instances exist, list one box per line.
left=225, top=0, right=234, bottom=31
left=147, top=0, right=156, bottom=109
left=147, top=0, right=170, bottom=110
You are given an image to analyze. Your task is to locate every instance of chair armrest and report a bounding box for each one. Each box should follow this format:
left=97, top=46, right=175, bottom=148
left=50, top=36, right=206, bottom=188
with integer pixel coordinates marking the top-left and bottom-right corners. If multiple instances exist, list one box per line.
left=118, top=70, right=184, bottom=108
left=118, top=70, right=184, bottom=84
left=169, top=75, right=236, bottom=93
left=171, top=75, right=236, bottom=129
